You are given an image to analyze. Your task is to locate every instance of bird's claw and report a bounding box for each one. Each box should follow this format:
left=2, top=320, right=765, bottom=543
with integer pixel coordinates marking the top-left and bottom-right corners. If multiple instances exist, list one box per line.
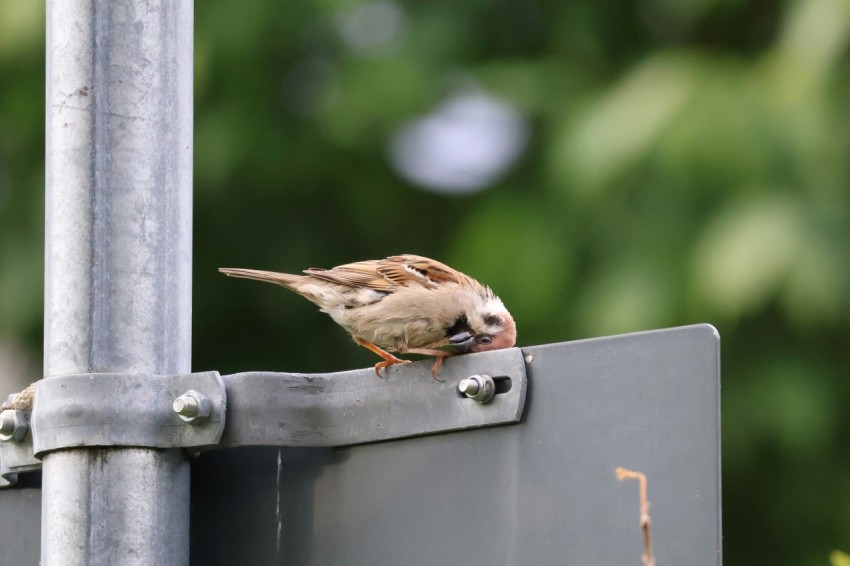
left=374, top=357, right=412, bottom=377
left=429, top=356, right=447, bottom=382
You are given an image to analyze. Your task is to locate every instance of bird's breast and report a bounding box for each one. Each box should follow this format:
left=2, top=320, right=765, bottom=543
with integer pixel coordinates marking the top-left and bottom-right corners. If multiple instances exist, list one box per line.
left=330, top=284, right=479, bottom=350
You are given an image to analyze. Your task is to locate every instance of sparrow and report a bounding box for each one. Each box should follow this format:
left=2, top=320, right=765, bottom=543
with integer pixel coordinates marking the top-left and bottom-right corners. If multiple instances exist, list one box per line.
left=219, top=254, right=516, bottom=378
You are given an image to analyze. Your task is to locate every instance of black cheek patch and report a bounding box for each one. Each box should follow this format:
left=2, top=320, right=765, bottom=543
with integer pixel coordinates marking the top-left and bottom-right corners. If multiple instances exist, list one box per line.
left=445, top=314, right=471, bottom=338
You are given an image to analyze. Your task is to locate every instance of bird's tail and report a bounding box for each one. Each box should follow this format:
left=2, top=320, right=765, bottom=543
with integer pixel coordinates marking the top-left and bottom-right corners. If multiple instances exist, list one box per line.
left=218, top=268, right=304, bottom=290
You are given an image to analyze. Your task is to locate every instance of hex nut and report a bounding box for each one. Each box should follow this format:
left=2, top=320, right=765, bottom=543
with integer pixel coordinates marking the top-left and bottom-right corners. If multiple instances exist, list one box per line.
left=172, top=390, right=212, bottom=423
left=457, top=375, right=496, bottom=404
left=0, top=410, right=29, bottom=443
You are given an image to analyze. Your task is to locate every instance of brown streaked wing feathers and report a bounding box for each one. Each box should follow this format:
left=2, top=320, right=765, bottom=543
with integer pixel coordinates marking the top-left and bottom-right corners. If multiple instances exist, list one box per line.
left=304, top=260, right=395, bottom=291
left=379, top=255, right=471, bottom=286
left=304, top=254, right=474, bottom=291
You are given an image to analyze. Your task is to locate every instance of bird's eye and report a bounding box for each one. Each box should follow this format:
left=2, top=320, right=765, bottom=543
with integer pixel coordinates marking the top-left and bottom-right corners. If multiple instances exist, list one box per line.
left=477, top=335, right=492, bottom=345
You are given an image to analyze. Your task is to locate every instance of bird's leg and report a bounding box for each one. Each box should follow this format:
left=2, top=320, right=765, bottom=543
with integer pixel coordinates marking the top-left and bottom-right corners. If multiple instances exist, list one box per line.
left=354, top=337, right=411, bottom=377
left=397, top=348, right=456, bottom=381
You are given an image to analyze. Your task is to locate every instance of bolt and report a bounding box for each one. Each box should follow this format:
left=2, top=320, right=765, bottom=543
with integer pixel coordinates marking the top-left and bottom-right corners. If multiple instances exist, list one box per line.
left=457, top=374, right=496, bottom=404
left=0, top=412, right=14, bottom=435
left=0, top=410, right=28, bottom=443
left=172, top=390, right=211, bottom=423
left=458, top=378, right=480, bottom=396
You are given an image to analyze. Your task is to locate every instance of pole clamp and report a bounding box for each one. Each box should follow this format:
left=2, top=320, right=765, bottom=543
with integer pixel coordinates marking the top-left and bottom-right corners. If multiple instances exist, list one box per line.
left=31, top=371, right=226, bottom=457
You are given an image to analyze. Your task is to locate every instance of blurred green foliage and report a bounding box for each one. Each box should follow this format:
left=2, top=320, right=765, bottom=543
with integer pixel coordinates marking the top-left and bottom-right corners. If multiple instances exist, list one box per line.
left=1, top=0, right=849, bottom=563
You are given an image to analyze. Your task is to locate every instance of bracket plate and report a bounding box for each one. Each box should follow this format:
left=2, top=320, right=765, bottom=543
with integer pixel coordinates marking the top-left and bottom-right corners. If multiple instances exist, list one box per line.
left=0, top=410, right=38, bottom=487
left=217, top=347, right=527, bottom=448
left=31, top=371, right=226, bottom=457
left=1, top=348, right=527, bottom=485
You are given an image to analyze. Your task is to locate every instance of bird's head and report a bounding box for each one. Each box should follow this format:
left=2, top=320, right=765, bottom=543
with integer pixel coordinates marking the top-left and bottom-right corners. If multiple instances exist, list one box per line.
left=446, top=297, right=517, bottom=354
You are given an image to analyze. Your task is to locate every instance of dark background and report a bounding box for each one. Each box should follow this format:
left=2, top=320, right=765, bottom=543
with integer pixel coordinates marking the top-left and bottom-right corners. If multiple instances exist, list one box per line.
left=1, top=1, right=849, bottom=564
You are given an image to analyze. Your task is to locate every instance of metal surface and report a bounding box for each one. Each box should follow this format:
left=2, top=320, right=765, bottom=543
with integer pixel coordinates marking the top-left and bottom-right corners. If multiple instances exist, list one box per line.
left=0, top=443, right=39, bottom=487
left=32, top=372, right=225, bottom=456
left=192, top=325, right=721, bottom=565
left=0, top=411, right=39, bottom=487
left=217, top=347, right=527, bottom=448
left=43, top=449, right=189, bottom=563
left=43, top=0, right=193, bottom=564
left=0, top=483, right=41, bottom=564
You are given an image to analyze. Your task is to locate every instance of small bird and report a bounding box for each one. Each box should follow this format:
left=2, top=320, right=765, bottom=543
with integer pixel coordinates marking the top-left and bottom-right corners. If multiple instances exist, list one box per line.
left=219, top=254, right=516, bottom=378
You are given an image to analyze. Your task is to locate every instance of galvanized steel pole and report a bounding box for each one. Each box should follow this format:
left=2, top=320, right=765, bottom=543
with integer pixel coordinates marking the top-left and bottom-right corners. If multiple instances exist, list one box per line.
left=43, top=1, right=193, bottom=564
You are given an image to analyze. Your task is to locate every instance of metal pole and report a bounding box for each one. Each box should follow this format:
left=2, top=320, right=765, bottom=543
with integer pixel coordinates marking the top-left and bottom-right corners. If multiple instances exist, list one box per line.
left=43, top=1, right=193, bottom=564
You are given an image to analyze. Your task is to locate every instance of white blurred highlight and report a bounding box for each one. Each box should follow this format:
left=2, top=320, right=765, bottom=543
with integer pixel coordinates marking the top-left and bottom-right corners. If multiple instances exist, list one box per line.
left=389, top=91, right=530, bottom=194
left=335, top=1, right=408, bottom=56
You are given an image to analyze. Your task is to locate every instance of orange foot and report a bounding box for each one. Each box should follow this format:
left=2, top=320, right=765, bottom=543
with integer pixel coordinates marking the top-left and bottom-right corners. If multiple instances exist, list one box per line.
left=354, top=337, right=411, bottom=377
left=400, top=348, right=454, bottom=382
left=431, top=355, right=449, bottom=381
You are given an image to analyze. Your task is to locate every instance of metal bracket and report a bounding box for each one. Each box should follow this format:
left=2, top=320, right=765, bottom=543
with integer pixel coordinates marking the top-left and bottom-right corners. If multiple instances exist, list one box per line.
left=0, top=401, right=39, bottom=487
left=0, top=348, right=528, bottom=485
left=31, top=371, right=227, bottom=457
left=216, top=347, right=527, bottom=448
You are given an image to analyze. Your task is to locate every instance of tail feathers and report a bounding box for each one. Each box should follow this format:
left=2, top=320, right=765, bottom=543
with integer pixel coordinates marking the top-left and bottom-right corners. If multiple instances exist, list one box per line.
left=218, top=268, right=303, bottom=288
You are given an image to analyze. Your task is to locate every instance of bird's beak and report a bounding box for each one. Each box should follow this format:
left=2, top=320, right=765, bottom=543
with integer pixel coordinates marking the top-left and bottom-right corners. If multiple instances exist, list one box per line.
left=448, top=331, right=476, bottom=353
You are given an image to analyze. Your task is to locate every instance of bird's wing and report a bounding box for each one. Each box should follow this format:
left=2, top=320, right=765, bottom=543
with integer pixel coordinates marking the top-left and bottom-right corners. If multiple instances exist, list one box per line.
left=303, top=254, right=474, bottom=291
left=304, top=260, right=395, bottom=291
left=379, top=255, right=472, bottom=287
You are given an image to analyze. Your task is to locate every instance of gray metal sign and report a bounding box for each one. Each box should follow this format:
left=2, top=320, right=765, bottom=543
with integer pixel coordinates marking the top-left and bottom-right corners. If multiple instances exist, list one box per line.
left=191, top=324, right=721, bottom=565
left=0, top=324, right=720, bottom=564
